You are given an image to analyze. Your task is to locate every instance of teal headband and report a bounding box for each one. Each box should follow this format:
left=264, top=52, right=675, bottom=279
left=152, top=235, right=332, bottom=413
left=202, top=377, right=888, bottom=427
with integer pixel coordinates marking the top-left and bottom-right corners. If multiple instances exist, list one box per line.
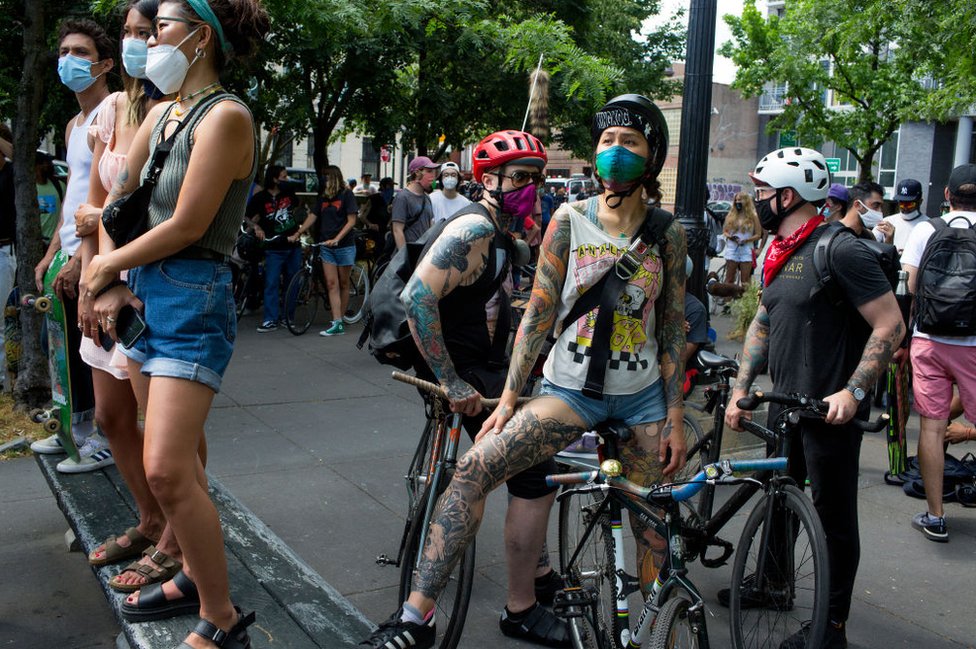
left=184, top=0, right=231, bottom=54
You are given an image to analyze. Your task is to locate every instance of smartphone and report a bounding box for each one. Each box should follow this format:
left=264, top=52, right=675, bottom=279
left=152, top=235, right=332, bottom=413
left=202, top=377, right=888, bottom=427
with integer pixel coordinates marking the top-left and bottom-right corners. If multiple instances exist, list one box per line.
left=97, top=326, right=115, bottom=352
left=115, top=305, right=147, bottom=348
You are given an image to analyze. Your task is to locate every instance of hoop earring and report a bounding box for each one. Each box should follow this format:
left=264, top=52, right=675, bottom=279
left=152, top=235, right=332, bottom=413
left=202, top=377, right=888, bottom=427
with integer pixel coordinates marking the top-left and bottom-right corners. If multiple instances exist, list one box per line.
left=196, top=48, right=206, bottom=59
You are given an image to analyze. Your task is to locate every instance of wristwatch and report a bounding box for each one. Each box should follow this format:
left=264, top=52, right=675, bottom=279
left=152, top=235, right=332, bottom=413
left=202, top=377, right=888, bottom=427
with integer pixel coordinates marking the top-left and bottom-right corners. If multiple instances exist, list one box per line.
left=845, top=385, right=866, bottom=402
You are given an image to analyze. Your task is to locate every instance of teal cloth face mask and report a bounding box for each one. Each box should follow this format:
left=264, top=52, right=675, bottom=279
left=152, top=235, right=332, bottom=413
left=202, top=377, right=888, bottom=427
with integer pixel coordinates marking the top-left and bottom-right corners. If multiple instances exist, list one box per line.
left=595, top=146, right=646, bottom=192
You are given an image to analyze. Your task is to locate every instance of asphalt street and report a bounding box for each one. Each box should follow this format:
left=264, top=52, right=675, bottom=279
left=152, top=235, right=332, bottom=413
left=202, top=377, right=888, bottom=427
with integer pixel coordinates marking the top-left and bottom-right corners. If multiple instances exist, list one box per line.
left=2, top=296, right=975, bottom=648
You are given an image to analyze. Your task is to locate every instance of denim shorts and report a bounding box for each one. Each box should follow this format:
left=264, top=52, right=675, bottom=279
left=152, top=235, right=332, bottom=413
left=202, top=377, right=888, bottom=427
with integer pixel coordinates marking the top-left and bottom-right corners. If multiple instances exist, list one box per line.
left=120, top=259, right=236, bottom=393
left=540, top=378, right=667, bottom=429
left=319, top=244, right=356, bottom=267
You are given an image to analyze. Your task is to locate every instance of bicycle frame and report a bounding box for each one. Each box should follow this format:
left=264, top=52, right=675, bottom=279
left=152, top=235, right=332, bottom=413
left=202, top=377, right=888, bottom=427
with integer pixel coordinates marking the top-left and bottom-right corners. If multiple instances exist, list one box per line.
left=412, top=410, right=465, bottom=572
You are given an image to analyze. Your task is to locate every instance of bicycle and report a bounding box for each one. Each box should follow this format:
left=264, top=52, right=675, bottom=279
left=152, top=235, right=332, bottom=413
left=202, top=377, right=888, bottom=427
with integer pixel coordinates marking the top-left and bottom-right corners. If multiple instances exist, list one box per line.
left=231, top=227, right=288, bottom=320
left=283, top=238, right=372, bottom=334
left=552, top=391, right=886, bottom=649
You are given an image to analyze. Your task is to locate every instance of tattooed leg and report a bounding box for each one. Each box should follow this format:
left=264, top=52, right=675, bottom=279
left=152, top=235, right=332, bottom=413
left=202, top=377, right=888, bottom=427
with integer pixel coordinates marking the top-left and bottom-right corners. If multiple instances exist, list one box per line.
left=409, top=396, right=586, bottom=609
left=620, top=420, right=668, bottom=594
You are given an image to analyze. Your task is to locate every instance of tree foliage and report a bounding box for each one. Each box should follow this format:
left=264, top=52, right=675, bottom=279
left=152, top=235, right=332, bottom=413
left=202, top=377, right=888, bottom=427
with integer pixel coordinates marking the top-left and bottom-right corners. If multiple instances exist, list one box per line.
left=721, top=0, right=972, bottom=182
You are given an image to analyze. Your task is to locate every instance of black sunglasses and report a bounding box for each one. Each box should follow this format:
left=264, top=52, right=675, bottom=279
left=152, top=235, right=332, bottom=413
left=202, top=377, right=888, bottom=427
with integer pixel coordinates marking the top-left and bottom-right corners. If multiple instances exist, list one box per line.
left=499, top=170, right=545, bottom=188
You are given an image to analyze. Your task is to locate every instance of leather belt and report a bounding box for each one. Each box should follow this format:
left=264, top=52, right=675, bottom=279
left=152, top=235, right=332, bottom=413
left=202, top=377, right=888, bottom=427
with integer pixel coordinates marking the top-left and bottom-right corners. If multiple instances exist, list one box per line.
left=169, top=245, right=229, bottom=263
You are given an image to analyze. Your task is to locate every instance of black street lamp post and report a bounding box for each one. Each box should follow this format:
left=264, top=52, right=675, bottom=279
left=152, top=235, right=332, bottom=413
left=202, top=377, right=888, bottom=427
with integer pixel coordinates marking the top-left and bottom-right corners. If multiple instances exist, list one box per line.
left=674, top=0, right=718, bottom=303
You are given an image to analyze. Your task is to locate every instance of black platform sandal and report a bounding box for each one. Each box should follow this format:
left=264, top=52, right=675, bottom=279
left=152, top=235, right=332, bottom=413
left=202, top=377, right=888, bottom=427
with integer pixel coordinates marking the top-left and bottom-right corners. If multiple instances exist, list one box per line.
left=176, top=607, right=256, bottom=649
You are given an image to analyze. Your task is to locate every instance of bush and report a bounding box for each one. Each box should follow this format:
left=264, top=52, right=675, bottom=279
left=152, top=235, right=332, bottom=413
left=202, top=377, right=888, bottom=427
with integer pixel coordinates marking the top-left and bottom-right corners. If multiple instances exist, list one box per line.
left=728, top=282, right=761, bottom=341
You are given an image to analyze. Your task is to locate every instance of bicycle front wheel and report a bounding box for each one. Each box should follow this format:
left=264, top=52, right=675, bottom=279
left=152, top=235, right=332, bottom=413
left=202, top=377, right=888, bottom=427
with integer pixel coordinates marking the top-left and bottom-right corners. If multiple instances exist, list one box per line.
left=398, top=490, right=475, bottom=649
left=343, top=262, right=370, bottom=324
left=670, top=414, right=708, bottom=518
left=284, top=271, right=317, bottom=335
left=558, top=489, right=624, bottom=649
left=729, top=484, right=829, bottom=649
left=648, top=596, right=704, bottom=649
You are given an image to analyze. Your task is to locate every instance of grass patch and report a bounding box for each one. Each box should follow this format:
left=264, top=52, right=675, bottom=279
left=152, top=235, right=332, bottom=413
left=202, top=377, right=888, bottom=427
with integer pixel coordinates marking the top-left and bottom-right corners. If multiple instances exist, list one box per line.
left=0, top=392, right=41, bottom=459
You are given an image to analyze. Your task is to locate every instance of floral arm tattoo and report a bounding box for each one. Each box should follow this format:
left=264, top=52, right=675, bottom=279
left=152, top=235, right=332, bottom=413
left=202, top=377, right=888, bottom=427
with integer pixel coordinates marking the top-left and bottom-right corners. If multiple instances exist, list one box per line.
left=733, top=303, right=771, bottom=393
left=658, top=221, right=688, bottom=411
left=847, top=322, right=903, bottom=391
left=504, top=211, right=572, bottom=394
left=401, top=217, right=494, bottom=395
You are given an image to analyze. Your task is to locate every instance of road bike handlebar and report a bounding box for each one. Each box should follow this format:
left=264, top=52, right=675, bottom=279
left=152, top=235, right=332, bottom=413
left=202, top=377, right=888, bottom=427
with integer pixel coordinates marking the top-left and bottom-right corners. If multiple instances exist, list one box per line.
left=391, top=371, right=531, bottom=409
left=735, top=390, right=888, bottom=433
left=546, top=457, right=788, bottom=505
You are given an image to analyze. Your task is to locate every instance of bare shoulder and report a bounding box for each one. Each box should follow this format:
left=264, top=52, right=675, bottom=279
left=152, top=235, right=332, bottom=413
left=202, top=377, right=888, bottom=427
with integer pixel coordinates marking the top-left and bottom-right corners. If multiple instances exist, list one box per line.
left=439, top=212, right=496, bottom=243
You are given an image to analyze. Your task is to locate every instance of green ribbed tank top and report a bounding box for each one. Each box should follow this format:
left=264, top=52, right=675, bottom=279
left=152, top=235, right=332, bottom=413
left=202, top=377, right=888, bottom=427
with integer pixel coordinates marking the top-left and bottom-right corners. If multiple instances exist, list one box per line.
left=141, top=92, right=255, bottom=256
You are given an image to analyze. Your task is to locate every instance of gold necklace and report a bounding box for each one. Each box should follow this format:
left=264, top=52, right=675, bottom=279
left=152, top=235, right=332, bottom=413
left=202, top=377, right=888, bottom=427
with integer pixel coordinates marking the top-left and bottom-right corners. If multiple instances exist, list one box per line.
left=174, top=82, right=222, bottom=117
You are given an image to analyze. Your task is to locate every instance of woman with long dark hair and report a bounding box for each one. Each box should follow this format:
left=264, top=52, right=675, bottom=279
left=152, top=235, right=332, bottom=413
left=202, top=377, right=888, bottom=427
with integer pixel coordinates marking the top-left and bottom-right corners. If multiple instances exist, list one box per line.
left=81, top=1, right=269, bottom=646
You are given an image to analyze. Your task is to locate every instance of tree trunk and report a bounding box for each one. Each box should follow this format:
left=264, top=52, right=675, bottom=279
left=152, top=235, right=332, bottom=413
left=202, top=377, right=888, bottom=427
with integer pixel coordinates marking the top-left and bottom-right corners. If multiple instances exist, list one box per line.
left=858, top=147, right=878, bottom=183
left=12, top=0, right=51, bottom=409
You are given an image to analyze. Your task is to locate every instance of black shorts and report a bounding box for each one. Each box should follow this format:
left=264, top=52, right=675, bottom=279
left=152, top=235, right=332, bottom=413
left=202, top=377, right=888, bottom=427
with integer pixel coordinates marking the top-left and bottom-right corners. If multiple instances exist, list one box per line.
left=415, top=362, right=558, bottom=500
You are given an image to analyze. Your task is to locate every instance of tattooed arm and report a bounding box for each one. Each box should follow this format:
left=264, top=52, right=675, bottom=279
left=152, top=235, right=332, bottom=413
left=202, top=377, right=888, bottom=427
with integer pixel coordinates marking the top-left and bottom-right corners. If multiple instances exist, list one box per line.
left=656, top=220, right=688, bottom=475
left=402, top=214, right=494, bottom=415
left=478, top=208, right=572, bottom=438
left=725, top=303, right=771, bottom=431
left=822, top=291, right=904, bottom=424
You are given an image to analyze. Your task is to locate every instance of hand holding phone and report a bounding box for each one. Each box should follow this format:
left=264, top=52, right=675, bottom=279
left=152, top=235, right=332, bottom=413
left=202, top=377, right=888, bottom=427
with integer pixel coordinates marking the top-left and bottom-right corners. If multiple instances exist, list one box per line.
left=115, top=304, right=147, bottom=348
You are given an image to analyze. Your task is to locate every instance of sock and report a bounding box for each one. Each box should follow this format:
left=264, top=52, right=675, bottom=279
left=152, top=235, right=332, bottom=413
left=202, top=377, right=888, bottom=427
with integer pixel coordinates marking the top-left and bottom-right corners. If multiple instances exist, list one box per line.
left=400, top=602, right=431, bottom=624
left=505, top=602, right=538, bottom=620
left=72, top=419, right=95, bottom=445
left=535, top=570, right=556, bottom=589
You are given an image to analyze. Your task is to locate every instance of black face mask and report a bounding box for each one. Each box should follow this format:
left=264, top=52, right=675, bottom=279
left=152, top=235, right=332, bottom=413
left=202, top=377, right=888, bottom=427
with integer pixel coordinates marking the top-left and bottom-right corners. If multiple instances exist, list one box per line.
left=756, top=194, right=783, bottom=233
left=734, top=202, right=743, bottom=211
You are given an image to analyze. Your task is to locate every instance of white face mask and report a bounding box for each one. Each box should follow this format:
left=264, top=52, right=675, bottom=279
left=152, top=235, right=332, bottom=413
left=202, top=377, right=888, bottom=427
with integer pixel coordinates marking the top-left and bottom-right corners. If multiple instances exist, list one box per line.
left=145, top=28, right=201, bottom=95
left=441, top=175, right=458, bottom=191
left=122, top=37, right=149, bottom=79
left=857, top=200, right=883, bottom=229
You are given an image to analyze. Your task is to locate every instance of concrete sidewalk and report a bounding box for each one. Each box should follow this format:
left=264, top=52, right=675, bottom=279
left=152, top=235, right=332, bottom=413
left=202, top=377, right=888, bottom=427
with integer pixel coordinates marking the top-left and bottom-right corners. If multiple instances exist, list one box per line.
left=2, top=303, right=975, bottom=648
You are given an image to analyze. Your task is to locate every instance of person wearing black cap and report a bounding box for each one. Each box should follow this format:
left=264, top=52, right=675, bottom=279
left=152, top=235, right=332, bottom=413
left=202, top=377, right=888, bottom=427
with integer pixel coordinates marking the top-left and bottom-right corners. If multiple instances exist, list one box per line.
left=879, top=178, right=928, bottom=253
left=901, top=164, right=976, bottom=543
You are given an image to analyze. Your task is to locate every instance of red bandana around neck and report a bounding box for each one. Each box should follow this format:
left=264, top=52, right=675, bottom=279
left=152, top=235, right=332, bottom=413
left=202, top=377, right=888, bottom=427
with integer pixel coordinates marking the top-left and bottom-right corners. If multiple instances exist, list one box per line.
left=763, top=215, right=824, bottom=286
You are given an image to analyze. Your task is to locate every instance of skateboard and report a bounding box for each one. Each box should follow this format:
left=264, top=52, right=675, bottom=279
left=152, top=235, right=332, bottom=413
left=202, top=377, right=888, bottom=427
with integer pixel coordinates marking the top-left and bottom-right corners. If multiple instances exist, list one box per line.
left=884, top=357, right=910, bottom=482
left=22, top=250, right=80, bottom=462
left=3, top=286, right=19, bottom=390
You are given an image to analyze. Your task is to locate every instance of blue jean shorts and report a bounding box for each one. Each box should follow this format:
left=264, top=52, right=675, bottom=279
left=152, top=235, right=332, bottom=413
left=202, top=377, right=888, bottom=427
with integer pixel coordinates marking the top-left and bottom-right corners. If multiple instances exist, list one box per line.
left=539, top=378, right=667, bottom=429
left=319, top=243, right=356, bottom=267
left=120, top=259, right=236, bottom=393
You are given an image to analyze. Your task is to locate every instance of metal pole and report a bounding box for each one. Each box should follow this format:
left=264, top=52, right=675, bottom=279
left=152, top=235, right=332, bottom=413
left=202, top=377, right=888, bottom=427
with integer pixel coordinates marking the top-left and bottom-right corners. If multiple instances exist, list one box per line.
left=674, top=0, right=717, bottom=303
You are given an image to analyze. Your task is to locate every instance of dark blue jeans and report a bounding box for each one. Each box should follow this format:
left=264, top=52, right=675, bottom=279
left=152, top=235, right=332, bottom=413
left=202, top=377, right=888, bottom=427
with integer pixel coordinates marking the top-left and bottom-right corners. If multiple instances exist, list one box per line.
left=262, top=247, right=302, bottom=324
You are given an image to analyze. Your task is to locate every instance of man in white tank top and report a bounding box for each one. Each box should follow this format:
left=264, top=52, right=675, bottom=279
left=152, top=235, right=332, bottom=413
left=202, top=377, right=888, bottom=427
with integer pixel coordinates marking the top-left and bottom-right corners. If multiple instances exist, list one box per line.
left=29, top=19, right=113, bottom=467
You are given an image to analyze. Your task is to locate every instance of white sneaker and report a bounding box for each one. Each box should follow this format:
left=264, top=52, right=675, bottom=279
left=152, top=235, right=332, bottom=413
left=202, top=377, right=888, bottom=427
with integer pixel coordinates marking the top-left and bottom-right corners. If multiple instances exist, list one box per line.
left=30, top=433, right=67, bottom=455
left=57, top=435, right=115, bottom=474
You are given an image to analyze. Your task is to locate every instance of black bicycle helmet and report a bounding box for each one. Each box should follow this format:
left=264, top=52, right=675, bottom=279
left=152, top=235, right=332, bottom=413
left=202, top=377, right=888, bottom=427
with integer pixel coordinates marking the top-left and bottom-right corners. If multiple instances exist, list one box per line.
left=591, top=93, right=669, bottom=178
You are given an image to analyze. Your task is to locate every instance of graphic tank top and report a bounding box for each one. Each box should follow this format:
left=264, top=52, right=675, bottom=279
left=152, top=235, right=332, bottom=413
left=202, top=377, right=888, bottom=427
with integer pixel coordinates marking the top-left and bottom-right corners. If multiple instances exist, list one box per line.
left=543, top=200, right=664, bottom=395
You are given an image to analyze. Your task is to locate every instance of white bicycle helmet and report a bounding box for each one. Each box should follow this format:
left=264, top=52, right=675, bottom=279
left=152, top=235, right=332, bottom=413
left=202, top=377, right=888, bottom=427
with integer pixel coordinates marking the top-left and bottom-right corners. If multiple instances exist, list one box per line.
left=750, top=147, right=830, bottom=202
left=438, top=161, right=462, bottom=179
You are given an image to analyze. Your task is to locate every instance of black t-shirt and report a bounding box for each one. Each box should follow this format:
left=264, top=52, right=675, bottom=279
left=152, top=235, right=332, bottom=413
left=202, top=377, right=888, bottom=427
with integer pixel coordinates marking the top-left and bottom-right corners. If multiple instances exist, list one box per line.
left=0, top=163, right=15, bottom=242
left=684, top=293, right=709, bottom=347
left=313, top=189, right=358, bottom=246
left=762, top=225, right=890, bottom=418
left=245, top=187, right=300, bottom=250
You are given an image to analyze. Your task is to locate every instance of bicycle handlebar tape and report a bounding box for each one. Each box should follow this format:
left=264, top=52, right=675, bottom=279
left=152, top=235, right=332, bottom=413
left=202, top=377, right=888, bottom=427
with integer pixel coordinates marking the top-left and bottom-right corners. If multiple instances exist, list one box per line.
left=727, top=457, right=787, bottom=473
left=545, top=470, right=599, bottom=487
left=852, top=413, right=889, bottom=433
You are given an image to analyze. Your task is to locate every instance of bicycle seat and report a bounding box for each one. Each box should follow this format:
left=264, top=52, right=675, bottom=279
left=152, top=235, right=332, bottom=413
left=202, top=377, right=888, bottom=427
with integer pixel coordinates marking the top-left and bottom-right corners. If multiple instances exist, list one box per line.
left=696, top=349, right=738, bottom=371
left=594, top=420, right=632, bottom=443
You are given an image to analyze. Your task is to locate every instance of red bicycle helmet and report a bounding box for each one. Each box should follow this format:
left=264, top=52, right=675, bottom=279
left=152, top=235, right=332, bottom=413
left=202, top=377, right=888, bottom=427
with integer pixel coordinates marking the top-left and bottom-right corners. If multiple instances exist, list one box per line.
left=472, top=130, right=547, bottom=182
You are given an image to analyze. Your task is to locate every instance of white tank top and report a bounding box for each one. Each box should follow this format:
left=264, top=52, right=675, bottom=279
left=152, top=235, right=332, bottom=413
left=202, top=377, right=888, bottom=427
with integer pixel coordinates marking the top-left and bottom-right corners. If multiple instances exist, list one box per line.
left=59, top=97, right=108, bottom=257
left=543, top=200, right=663, bottom=395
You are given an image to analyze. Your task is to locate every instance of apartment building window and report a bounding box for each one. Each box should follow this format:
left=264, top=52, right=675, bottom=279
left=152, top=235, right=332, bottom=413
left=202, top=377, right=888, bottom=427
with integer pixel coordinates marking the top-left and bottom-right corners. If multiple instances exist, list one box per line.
left=362, top=138, right=380, bottom=178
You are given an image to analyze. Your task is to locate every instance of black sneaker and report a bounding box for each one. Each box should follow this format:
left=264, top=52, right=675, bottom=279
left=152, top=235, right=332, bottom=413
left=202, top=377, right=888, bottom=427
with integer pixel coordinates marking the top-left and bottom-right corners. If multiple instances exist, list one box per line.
left=779, top=620, right=848, bottom=649
left=360, top=609, right=435, bottom=649
left=911, top=512, right=949, bottom=542
left=535, top=570, right=566, bottom=607
left=499, top=602, right=571, bottom=648
left=717, top=573, right=793, bottom=610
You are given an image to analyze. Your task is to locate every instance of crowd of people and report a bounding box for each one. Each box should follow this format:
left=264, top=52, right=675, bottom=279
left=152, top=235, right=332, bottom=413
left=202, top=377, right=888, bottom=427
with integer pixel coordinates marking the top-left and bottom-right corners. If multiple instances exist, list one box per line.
left=1, top=3, right=974, bottom=649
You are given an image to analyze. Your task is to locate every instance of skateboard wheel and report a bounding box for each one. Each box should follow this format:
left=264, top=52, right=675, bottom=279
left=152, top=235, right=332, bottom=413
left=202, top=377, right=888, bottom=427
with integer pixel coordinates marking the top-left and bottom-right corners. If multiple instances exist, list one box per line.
left=35, top=296, right=52, bottom=313
left=44, top=418, right=62, bottom=433
left=29, top=408, right=46, bottom=423
left=21, top=294, right=35, bottom=307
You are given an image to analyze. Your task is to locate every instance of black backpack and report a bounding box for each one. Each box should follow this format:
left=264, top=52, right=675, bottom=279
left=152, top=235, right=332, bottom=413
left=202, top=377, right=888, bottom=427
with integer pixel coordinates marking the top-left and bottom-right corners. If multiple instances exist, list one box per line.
left=913, top=217, right=976, bottom=336
left=811, top=221, right=900, bottom=306
left=356, top=204, right=504, bottom=370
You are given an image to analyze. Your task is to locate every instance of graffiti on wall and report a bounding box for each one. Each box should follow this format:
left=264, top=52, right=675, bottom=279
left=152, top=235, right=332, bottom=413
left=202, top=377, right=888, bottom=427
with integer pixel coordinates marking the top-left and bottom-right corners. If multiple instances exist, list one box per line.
left=707, top=182, right=744, bottom=202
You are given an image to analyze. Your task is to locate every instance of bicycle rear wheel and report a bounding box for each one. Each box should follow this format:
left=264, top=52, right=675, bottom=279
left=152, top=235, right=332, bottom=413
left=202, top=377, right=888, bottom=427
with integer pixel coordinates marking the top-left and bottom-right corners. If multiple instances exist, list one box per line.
left=343, top=262, right=370, bottom=324
left=398, top=487, right=475, bottom=649
left=648, top=596, right=704, bottom=649
left=729, top=484, right=829, bottom=649
left=558, top=489, right=625, bottom=649
left=284, top=271, right=317, bottom=335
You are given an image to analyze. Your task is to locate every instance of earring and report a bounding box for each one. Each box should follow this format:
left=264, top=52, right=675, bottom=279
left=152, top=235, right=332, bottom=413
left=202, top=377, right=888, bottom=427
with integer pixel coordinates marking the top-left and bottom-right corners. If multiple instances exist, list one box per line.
left=196, top=48, right=206, bottom=59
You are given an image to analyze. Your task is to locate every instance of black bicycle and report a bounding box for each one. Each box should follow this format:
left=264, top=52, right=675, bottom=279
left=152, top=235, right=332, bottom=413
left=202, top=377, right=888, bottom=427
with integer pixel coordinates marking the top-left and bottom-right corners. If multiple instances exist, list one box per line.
left=553, top=389, right=886, bottom=649
left=283, top=238, right=371, bottom=334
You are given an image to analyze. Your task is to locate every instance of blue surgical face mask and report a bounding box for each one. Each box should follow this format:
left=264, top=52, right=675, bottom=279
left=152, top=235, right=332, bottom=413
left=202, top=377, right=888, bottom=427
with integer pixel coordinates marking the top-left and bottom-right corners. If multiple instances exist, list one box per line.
left=122, top=37, right=148, bottom=79
left=58, top=54, right=102, bottom=92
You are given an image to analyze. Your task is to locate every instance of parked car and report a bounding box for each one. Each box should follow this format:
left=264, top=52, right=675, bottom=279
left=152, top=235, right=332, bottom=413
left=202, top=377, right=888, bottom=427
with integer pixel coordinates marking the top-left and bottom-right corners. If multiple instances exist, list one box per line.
left=284, top=167, right=319, bottom=201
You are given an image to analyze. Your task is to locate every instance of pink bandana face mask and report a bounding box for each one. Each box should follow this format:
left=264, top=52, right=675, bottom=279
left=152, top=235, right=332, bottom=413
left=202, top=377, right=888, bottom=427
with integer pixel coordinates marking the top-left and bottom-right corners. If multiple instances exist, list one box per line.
left=501, top=184, right=538, bottom=221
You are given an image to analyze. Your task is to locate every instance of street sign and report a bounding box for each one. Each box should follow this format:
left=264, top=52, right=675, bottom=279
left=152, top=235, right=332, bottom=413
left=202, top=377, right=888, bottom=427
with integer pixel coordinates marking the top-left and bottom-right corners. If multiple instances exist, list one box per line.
left=825, top=157, right=841, bottom=173
left=778, top=131, right=797, bottom=148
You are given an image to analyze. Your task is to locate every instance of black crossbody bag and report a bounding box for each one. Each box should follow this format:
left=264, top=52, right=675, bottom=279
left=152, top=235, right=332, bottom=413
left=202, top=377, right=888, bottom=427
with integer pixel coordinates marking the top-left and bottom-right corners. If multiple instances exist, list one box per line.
left=102, top=93, right=226, bottom=248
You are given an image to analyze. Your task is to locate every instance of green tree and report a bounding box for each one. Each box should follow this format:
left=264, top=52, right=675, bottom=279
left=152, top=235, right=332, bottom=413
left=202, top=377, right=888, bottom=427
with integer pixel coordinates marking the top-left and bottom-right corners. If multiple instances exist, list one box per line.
left=721, top=0, right=967, bottom=182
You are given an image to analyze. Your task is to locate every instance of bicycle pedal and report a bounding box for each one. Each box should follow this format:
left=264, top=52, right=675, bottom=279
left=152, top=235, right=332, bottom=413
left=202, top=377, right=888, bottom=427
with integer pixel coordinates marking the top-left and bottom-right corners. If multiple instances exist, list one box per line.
left=375, top=554, right=398, bottom=566
left=552, top=586, right=598, bottom=618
